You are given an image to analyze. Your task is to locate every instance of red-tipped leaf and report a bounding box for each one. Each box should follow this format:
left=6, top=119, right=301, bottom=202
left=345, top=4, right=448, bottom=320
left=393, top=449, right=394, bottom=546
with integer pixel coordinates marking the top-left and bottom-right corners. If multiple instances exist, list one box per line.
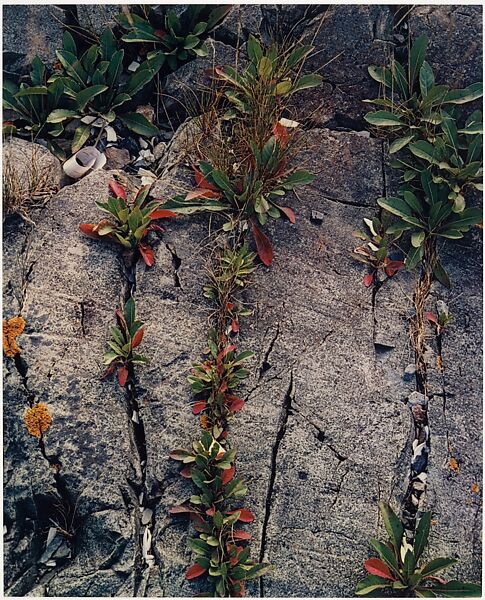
left=364, top=558, right=396, bottom=580
left=139, top=243, right=155, bottom=266
left=186, top=188, right=221, bottom=201
left=186, top=564, right=207, bottom=580
left=228, top=508, right=254, bottom=523
left=276, top=205, right=296, bottom=224
left=221, top=466, right=235, bottom=485
left=118, top=366, right=129, bottom=387
left=132, top=327, right=144, bottom=349
left=425, top=312, right=439, bottom=325
left=228, top=396, right=245, bottom=413
left=192, top=400, right=207, bottom=415
left=150, top=208, right=177, bottom=220
left=232, top=530, right=251, bottom=541
left=109, top=180, right=126, bottom=200
left=272, top=122, right=289, bottom=146
left=192, top=164, right=219, bottom=191
left=251, top=220, right=273, bottom=266
left=79, top=223, right=103, bottom=239
left=363, top=272, right=374, bottom=288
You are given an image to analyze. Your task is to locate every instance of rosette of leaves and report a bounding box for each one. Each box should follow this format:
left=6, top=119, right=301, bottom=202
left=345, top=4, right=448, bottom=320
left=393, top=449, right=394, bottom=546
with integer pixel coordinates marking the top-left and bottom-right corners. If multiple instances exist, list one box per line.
left=356, top=502, right=481, bottom=597
left=163, top=136, right=315, bottom=265
left=3, top=57, right=66, bottom=153
left=102, top=296, right=147, bottom=387
left=376, top=172, right=482, bottom=286
left=169, top=429, right=271, bottom=596
left=203, top=242, right=256, bottom=333
left=188, top=329, right=252, bottom=429
left=46, top=30, right=164, bottom=151
left=364, top=34, right=483, bottom=155
left=79, top=180, right=176, bottom=266
left=216, top=35, right=322, bottom=122
left=118, top=5, right=231, bottom=71
left=352, top=214, right=405, bottom=287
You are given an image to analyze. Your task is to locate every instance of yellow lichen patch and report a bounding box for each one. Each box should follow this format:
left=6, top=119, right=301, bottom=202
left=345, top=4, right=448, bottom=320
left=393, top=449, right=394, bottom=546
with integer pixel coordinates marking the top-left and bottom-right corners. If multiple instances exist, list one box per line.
left=436, top=355, right=443, bottom=372
left=471, top=482, right=480, bottom=494
left=24, top=403, right=52, bottom=438
left=3, top=316, right=26, bottom=357
left=200, top=415, right=210, bottom=430
left=448, top=457, right=460, bottom=473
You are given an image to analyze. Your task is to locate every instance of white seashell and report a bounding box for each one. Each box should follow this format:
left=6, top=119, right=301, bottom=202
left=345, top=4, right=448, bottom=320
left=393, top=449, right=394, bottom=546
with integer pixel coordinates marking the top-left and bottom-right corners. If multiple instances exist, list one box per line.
left=413, top=481, right=426, bottom=491
left=142, top=508, right=153, bottom=525
left=142, top=526, right=152, bottom=559
left=46, top=560, right=57, bottom=568
left=128, top=61, right=140, bottom=72
left=279, top=117, right=299, bottom=128
left=132, top=410, right=139, bottom=424
left=63, top=146, right=106, bottom=179
left=416, top=472, right=427, bottom=482
left=139, top=137, right=148, bottom=149
left=105, top=126, right=117, bottom=142
left=80, top=115, right=105, bottom=128
left=46, top=527, right=58, bottom=547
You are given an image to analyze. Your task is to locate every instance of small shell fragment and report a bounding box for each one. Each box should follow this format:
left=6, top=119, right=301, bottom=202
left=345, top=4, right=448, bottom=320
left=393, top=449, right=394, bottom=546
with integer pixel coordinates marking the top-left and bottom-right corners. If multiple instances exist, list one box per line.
left=63, top=146, right=106, bottom=179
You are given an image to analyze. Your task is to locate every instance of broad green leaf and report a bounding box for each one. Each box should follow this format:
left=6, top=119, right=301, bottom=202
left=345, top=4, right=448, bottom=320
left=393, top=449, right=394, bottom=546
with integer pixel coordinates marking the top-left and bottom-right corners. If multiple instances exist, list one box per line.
left=247, top=34, right=263, bottom=63
left=368, top=65, right=392, bottom=88
left=443, top=82, right=483, bottom=105
left=369, top=539, right=400, bottom=576
left=364, top=111, right=403, bottom=127
left=438, top=229, right=463, bottom=239
left=71, top=124, right=91, bottom=153
left=187, top=538, right=211, bottom=556
left=403, top=190, right=424, bottom=214
left=120, top=112, right=159, bottom=136
left=63, top=30, right=77, bottom=55
left=392, top=60, right=408, bottom=98
left=356, top=575, right=392, bottom=596
left=291, top=73, right=322, bottom=92
left=14, top=86, right=48, bottom=97
left=432, top=260, right=451, bottom=288
left=458, top=122, right=483, bottom=135
left=286, top=45, right=313, bottom=69
left=409, top=140, right=440, bottom=164
left=378, top=502, right=404, bottom=559
left=258, top=56, right=273, bottom=79
left=47, top=109, right=79, bottom=123
left=281, top=170, right=315, bottom=189
left=420, top=557, right=457, bottom=578
left=244, top=563, right=273, bottom=580
left=124, top=297, right=136, bottom=327
left=183, top=34, right=201, bottom=50
left=76, top=85, right=108, bottom=111
left=419, top=61, right=435, bottom=97
left=406, top=243, right=424, bottom=270
left=426, top=580, right=482, bottom=597
left=444, top=207, right=482, bottom=231
left=107, top=50, right=124, bottom=87
left=413, top=512, right=431, bottom=560
left=411, top=231, right=425, bottom=247
left=409, top=35, right=428, bottom=92
left=389, top=134, right=415, bottom=154
left=100, top=27, right=117, bottom=60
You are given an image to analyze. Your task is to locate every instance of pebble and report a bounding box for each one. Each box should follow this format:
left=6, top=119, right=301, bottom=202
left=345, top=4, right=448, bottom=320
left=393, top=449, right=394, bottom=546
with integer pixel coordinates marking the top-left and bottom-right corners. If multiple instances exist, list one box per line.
left=311, top=210, right=324, bottom=223
left=403, top=364, right=416, bottom=382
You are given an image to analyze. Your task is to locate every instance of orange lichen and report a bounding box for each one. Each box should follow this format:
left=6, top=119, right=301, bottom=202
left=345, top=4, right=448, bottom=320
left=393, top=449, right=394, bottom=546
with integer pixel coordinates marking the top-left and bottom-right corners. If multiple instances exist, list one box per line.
left=24, top=403, right=52, bottom=438
left=200, top=415, right=210, bottom=430
left=471, top=482, right=480, bottom=494
left=436, top=355, right=443, bottom=372
left=448, top=457, right=460, bottom=473
left=3, top=316, right=25, bottom=357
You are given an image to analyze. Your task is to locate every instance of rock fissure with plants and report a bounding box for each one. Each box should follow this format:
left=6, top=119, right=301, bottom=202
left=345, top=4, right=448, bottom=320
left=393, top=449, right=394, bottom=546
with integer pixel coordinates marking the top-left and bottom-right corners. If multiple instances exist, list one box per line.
left=354, top=33, right=482, bottom=597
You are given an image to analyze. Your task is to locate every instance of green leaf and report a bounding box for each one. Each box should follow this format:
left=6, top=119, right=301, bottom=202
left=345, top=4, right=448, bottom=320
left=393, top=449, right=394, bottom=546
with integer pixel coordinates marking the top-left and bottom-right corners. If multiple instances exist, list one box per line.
left=378, top=502, right=404, bottom=561
left=286, top=45, right=313, bottom=69
left=413, top=512, right=431, bottom=560
left=392, top=60, right=408, bottom=98
left=291, top=74, right=322, bottom=93
left=119, top=112, right=159, bottom=136
left=356, top=575, right=392, bottom=596
left=281, top=170, right=315, bottom=189
left=425, top=580, right=482, bottom=597
left=100, top=27, right=117, bottom=61
left=411, top=231, right=425, bottom=247
left=14, top=86, right=48, bottom=97
left=75, top=85, right=108, bottom=111
left=244, top=563, right=273, bottom=580
left=419, top=61, right=435, bottom=97
left=409, top=140, right=440, bottom=164
left=389, top=134, right=415, bottom=154
left=432, top=260, right=451, bottom=288
left=71, top=124, right=91, bottom=153
left=368, top=65, right=392, bottom=88
left=369, top=539, right=400, bottom=576
left=445, top=207, right=482, bottom=230
left=364, top=111, right=403, bottom=127
left=47, top=109, right=79, bottom=123
left=403, top=190, right=424, bottom=214
left=125, top=53, right=165, bottom=96
left=409, top=35, right=428, bottom=92
left=106, top=50, right=124, bottom=88
left=184, top=34, right=201, bottom=50
left=187, top=538, right=211, bottom=556
left=257, top=56, right=273, bottom=79
left=420, top=557, right=457, bottom=578
left=124, top=297, right=135, bottom=327
left=444, top=82, right=483, bottom=105
left=406, top=243, right=424, bottom=270
left=63, top=30, right=77, bottom=55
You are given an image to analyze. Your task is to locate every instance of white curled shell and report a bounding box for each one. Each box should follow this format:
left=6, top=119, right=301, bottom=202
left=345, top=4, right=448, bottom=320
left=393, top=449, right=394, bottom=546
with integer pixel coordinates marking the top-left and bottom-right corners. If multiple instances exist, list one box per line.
left=63, top=146, right=106, bottom=179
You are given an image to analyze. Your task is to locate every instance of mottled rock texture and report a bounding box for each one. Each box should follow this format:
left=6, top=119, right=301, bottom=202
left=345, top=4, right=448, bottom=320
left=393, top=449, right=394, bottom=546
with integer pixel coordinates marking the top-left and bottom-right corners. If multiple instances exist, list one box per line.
left=3, top=4, right=482, bottom=597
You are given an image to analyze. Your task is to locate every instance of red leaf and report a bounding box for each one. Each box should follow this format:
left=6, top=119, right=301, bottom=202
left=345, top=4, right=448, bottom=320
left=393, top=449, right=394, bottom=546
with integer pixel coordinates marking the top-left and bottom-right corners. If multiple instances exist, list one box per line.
left=364, top=558, right=395, bottom=580
left=109, top=180, right=126, bottom=201
left=149, top=209, right=177, bottom=220
left=217, top=344, right=236, bottom=363
left=228, top=508, right=254, bottom=523
left=186, top=188, right=221, bottom=201
left=118, top=366, right=128, bottom=387
left=192, top=400, right=207, bottom=415
left=192, top=164, right=219, bottom=191
left=232, top=530, right=251, bottom=541
left=231, top=319, right=239, bottom=333
left=216, top=450, right=226, bottom=460
left=232, top=581, right=245, bottom=597
left=251, top=220, right=273, bottom=266
left=227, top=396, right=245, bottom=413
left=363, top=272, right=374, bottom=288
left=384, top=260, right=405, bottom=277
left=154, top=29, right=167, bottom=39
left=221, top=466, right=235, bottom=485
left=276, top=205, right=296, bottom=224
left=425, top=312, right=439, bottom=325
left=169, top=505, right=195, bottom=514
left=139, top=243, right=155, bottom=266
left=186, top=564, right=207, bottom=580
left=206, top=506, right=216, bottom=516
left=132, top=327, right=144, bottom=349
left=79, top=223, right=102, bottom=240
left=423, top=575, right=447, bottom=584
left=180, top=467, right=193, bottom=478
left=100, top=361, right=117, bottom=380
left=272, top=122, right=289, bottom=146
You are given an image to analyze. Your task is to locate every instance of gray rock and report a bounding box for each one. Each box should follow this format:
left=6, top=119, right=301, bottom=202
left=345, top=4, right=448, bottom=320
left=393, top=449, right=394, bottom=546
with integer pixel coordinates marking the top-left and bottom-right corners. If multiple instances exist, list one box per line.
left=213, top=5, right=263, bottom=45
left=403, top=364, right=417, bottom=381
left=409, top=5, right=483, bottom=88
left=76, top=5, right=120, bottom=35
left=3, top=5, right=66, bottom=73
left=161, top=39, right=241, bottom=120
left=105, top=146, right=131, bottom=170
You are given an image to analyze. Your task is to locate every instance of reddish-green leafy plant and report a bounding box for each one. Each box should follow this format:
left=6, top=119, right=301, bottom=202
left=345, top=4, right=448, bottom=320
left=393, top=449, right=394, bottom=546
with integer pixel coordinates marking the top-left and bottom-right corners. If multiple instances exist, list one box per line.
left=80, top=180, right=176, bottom=266
left=353, top=214, right=405, bottom=287
left=356, top=502, right=481, bottom=597
left=188, top=329, right=252, bottom=431
left=170, top=428, right=271, bottom=596
left=102, top=296, right=148, bottom=387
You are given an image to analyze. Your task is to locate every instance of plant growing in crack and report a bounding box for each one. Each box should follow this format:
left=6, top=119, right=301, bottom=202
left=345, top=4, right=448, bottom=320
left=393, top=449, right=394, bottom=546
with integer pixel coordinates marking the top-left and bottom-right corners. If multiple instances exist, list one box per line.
left=102, top=296, right=148, bottom=387
left=356, top=502, right=481, bottom=597
left=170, top=429, right=271, bottom=596
left=79, top=180, right=176, bottom=266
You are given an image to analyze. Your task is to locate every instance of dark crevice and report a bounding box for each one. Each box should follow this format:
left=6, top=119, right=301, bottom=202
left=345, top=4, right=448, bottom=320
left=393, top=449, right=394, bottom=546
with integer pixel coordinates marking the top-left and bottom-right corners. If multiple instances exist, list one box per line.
left=321, top=194, right=373, bottom=209
left=165, top=243, right=182, bottom=289
left=259, top=371, right=295, bottom=597
left=327, top=444, right=348, bottom=463
left=330, top=467, right=350, bottom=508
left=79, top=301, right=87, bottom=336
left=258, top=323, right=280, bottom=380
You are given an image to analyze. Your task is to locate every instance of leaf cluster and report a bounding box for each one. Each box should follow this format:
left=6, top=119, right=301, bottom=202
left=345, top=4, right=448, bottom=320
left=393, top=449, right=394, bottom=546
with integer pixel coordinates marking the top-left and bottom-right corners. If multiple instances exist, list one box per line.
left=356, top=502, right=481, bottom=598
left=102, top=296, right=147, bottom=387
left=170, top=428, right=271, bottom=596
left=79, top=180, right=176, bottom=266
